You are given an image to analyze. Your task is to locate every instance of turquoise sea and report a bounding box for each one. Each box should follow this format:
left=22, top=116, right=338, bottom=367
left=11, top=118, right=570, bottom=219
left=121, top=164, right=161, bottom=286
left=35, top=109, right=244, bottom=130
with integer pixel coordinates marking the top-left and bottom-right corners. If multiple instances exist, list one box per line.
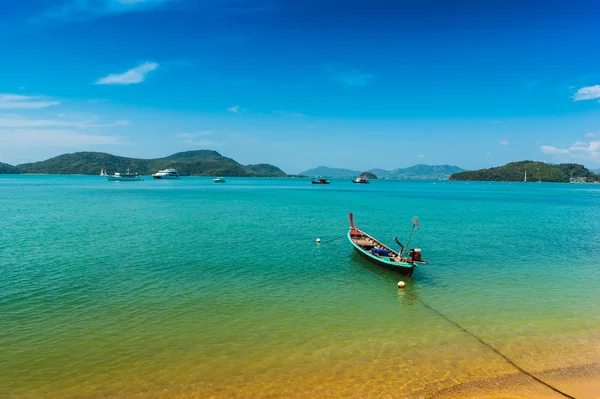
left=1, top=176, right=599, bottom=398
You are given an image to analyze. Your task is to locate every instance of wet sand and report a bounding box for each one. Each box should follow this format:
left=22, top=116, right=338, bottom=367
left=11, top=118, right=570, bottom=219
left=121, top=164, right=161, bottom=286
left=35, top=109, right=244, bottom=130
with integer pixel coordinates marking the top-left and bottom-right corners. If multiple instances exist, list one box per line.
left=429, top=362, right=600, bottom=399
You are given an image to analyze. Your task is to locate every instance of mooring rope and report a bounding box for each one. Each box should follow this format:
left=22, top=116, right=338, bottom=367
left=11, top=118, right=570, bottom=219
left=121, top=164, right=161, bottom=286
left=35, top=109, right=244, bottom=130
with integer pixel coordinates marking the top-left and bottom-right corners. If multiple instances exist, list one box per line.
left=410, top=294, right=576, bottom=399
left=318, top=234, right=346, bottom=244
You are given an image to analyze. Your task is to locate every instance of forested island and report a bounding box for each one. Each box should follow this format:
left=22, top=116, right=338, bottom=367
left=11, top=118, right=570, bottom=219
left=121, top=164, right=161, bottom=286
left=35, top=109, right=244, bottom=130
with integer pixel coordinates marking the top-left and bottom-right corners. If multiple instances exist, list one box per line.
left=2, top=151, right=288, bottom=177
left=449, top=161, right=599, bottom=182
left=300, top=164, right=464, bottom=179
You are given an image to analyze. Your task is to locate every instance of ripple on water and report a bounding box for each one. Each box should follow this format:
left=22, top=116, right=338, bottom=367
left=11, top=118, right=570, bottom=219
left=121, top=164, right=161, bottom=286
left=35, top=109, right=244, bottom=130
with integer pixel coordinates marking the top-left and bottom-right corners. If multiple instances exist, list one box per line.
left=1, top=177, right=600, bottom=398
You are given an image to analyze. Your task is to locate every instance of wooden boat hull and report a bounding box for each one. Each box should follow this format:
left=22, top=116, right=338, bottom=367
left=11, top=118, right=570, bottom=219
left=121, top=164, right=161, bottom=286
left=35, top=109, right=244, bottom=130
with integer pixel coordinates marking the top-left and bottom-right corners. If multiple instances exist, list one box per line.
left=311, top=181, right=330, bottom=184
left=347, top=231, right=415, bottom=277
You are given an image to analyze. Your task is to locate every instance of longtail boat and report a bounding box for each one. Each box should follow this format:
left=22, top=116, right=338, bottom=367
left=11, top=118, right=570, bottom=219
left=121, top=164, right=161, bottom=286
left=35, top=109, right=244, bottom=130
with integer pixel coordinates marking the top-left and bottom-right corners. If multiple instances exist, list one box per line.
left=311, top=177, right=330, bottom=184
left=347, top=213, right=424, bottom=278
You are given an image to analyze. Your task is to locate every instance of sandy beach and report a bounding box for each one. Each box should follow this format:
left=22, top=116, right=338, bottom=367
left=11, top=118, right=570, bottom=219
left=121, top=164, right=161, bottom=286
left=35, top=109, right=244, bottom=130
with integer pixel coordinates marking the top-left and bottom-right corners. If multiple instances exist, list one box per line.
left=430, top=362, right=600, bottom=399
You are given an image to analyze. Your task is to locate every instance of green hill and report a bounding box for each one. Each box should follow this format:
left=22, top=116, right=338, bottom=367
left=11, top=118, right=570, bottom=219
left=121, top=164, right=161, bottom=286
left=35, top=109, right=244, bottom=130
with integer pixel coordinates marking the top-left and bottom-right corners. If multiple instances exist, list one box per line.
left=246, top=164, right=287, bottom=177
left=359, top=171, right=378, bottom=179
left=387, top=164, right=464, bottom=180
left=449, top=161, right=598, bottom=182
left=0, top=162, right=20, bottom=174
left=299, top=166, right=361, bottom=178
left=16, top=151, right=287, bottom=177
left=301, top=164, right=464, bottom=179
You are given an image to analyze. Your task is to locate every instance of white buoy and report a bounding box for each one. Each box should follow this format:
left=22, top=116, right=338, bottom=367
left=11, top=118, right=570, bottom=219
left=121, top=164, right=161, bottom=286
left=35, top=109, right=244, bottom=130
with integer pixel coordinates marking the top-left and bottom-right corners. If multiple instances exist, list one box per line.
left=397, top=281, right=406, bottom=289
left=316, top=238, right=321, bottom=243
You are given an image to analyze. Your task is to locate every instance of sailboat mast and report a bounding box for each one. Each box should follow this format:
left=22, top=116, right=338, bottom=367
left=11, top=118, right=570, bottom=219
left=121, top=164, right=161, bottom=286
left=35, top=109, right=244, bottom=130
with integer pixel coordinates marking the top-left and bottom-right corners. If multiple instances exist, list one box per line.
left=524, top=169, right=527, bottom=182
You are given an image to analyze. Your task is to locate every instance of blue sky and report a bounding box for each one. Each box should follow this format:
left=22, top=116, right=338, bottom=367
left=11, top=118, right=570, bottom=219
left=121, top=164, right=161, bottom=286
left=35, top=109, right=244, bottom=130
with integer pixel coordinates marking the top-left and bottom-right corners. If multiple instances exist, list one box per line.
left=1, top=0, right=600, bottom=173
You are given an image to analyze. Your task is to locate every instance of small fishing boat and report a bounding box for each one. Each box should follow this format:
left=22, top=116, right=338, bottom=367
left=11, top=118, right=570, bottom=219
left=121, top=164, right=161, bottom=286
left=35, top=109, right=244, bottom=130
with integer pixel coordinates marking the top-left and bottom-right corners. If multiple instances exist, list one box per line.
left=351, top=176, right=369, bottom=184
left=107, top=169, right=144, bottom=181
left=214, top=177, right=226, bottom=183
left=347, top=213, right=425, bottom=277
left=311, top=177, right=330, bottom=184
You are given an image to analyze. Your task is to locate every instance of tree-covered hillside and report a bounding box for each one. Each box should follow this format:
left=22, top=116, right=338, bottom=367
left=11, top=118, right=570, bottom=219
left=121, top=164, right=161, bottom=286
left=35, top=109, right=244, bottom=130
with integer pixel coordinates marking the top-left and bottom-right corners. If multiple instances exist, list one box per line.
left=16, top=151, right=287, bottom=177
left=449, top=161, right=598, bottom=182
left=0, top=162, right=19, bottom=174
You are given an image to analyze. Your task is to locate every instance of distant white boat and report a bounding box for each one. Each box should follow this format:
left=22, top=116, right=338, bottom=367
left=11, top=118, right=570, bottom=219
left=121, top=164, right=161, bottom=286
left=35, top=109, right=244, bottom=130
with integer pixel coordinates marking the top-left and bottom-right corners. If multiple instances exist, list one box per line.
left=100, top=169, right=107, bottom=176
left=107, top=169, right=144, bottom=181
left=213, top=177, right=226, bottom=183
left=152, top=168, right=180, bottom=179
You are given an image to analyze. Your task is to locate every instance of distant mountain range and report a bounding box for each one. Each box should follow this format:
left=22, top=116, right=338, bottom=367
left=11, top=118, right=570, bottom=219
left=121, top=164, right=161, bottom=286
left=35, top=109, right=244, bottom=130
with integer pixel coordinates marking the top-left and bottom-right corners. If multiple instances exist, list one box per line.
left=449, top=161, right=599, bottom=182
left=2, top=151, right=287, bottom=177
left=300, top=164, right=465, bottom=180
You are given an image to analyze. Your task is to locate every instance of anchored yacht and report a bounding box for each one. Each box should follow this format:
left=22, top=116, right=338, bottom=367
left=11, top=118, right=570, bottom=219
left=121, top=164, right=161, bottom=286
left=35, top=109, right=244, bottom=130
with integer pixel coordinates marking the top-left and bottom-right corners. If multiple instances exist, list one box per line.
left=152, top=168, right=180, bottom=179
left=107, top=169, right=144, bottom=181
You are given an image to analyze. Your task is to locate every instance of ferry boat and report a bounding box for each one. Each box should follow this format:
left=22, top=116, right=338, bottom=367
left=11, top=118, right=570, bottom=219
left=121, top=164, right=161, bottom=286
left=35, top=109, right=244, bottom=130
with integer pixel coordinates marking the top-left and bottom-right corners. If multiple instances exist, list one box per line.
left=107, top=169, right=144, bottom=181
left=351, top=176, right=369, bottom=184
left=152, top=168, right=180, bottom=179
left=213, top=177, right=226, bottom=183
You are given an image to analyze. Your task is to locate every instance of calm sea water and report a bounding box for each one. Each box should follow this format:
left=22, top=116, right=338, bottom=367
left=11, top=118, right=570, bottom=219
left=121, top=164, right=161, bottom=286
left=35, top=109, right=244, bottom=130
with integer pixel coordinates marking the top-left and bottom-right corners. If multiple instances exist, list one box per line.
left=1, top=176, right=599, bottom=398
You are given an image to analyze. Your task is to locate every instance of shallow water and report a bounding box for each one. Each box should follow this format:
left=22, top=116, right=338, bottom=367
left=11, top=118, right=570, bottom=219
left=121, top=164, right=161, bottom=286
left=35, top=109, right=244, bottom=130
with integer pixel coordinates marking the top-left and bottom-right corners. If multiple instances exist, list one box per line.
left=1, top=176, right=599, bottom=398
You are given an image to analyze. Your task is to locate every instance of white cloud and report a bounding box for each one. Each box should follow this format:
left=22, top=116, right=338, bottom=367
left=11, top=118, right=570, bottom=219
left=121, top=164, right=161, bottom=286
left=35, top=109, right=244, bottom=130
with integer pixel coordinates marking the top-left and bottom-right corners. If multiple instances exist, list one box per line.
left=177, top=132, right=212, bottom=138
left=95, top=62, right=158, bottom=85
left=228, top=105, right=241, bottom=113
left=585, top=132, right=599, bottom=138
left=0, top=129, right=121, bottom=149
left=182, top=139, right=226, bottom=147
left=33, top=0, right=178, bottom=22
left=498, top=139, right=509, bottom=146
left=573, top=85, right=600, bottom=101
left=0, top=115, right=130, bottom=129
left=417, top=154, right=425, bottom=159
left=540, top=141, right=600, bottom=158
left=540, top=145, right=569, bottom=154
left=0, top=94, right=60, bottom=109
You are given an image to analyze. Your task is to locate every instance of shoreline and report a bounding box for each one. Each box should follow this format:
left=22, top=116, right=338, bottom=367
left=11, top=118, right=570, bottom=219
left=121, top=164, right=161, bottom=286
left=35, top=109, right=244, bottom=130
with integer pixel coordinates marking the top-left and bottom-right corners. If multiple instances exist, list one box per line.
left=428, top=362, right=600, bottom=399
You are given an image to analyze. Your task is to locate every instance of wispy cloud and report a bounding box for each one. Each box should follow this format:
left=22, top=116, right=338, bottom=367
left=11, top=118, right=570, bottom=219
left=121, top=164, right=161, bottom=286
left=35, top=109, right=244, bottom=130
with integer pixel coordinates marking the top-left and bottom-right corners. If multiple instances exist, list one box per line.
left=0, top=115, right=129, bottom=129
left=499, top=139, right=509, bottom=146
left=33, top=0, right=179, bottom=22
left=228, top=105, right=249, bottom=113
left=0, top=94, right=59, bottom=109
left=325, top=65, right=375, bottom=88
left=540, top=145, right=570, bottom=155
left=585, top=132, right=599, bottom=138
left=417, top=154, right=425, bottom=159
left=96, top=62, right=158, bottom=85
left=182, top=139, right=226, bottom=147
left=272, top=110, right=306, bottom=118
left=176, top=132, right=212, bottom=138
left=0, top=129, right=121, bottom=149
left=573, top=85, right=600, bottom=101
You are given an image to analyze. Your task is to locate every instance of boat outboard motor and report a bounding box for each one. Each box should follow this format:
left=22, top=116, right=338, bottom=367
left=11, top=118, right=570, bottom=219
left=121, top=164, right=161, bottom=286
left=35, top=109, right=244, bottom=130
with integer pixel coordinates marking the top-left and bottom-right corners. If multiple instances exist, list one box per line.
left=393, top=237, right=405, bottom=252
left=409, top=248, right=422, bottom=262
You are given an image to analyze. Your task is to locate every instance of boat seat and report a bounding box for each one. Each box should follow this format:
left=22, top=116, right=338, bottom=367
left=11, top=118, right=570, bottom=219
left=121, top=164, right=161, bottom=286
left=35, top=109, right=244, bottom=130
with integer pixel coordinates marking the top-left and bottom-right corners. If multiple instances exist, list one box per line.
left=354, top=239, right=372, bottom=246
